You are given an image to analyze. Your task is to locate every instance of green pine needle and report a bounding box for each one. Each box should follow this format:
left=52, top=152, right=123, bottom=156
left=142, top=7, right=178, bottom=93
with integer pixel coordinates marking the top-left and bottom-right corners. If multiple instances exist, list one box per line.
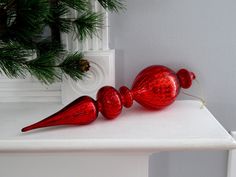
left=27, top=52, right=61, bottom=84
left=0, top=41, right=29, bottom=78
left=0, top=42, right=91, bottom=84
left=73, top=11, right=103, bottom=41
left=98, top=0, right=125, bottom=12
left=60, top=0, right=89, bottom=12
left=60, top=52, right=89, bottom=80
left=47, top=2, right=72, bottom=33
left=36, top=38, right=64, bottom=55
left=8, top=0, right=49, bottom=44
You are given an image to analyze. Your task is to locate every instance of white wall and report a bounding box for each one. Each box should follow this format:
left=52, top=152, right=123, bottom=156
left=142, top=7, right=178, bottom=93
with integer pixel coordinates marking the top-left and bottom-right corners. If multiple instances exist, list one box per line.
left=149, top=151, right=228, bottom=177
left=110, top=0, right=236, bottom=176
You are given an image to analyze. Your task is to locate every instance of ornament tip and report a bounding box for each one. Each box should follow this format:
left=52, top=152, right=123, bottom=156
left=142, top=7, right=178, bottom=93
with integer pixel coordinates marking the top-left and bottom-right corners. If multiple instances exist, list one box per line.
left=21, top=124, right=38, bottom=132
left=21, top=126, right=31, bottom=132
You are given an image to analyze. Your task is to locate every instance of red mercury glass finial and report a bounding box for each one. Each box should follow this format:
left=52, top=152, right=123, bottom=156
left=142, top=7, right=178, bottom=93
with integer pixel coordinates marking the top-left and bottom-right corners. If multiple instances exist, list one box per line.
left=22, top=65, right=196, bottom=132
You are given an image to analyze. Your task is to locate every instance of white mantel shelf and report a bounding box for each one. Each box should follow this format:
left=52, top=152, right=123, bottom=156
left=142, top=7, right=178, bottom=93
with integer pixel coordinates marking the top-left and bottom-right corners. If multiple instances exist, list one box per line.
left=0, top=100, right=235, bottom=153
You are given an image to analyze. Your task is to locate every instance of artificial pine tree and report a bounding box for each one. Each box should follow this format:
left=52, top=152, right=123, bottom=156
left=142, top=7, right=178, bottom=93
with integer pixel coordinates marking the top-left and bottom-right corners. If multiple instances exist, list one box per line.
left=0, top=0, right=124, bottom=84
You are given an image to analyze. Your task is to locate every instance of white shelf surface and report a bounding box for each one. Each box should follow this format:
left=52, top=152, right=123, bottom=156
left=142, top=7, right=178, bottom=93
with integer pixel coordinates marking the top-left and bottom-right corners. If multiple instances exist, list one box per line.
left=0, top=100, right=235, bottom=153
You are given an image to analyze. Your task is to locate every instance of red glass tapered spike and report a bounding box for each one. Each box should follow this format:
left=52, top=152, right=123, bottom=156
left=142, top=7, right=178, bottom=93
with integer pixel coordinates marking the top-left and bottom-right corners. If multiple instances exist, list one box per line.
left=22, top=65, right=195, bottom=132
left=22, top=96, right=98, bottom=132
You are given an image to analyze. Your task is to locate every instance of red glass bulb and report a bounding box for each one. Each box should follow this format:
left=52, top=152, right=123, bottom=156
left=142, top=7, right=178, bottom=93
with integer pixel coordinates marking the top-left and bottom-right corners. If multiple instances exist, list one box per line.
left=22, top=65, right=196, bottom=132
left=97, top=86, right=122, bottom=119
left=131, top=65, right=180, bottom=109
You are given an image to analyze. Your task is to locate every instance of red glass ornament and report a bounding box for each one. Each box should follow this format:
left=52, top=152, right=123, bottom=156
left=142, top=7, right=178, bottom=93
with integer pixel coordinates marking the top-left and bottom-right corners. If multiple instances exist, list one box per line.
left=22, top=65, right=195, bottom=132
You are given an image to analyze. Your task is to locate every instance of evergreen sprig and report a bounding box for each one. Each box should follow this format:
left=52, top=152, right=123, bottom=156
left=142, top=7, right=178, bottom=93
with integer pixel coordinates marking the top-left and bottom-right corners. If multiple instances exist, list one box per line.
left=27, top=51, right=61, bottom=84
left=60, top=52, right=89, bottom=80
left=0, top=0, right=124, bottom=84
left=0, top=41, right=29, bottom=78
left=5, top=0, right=50, bottom=45
left=73, top=11, right=103, bottom=40
left=60, top=0, right=89, bottom=11
left=98, top=0, right=125, bottom=12
left=0, top=41, right=89, bottom=84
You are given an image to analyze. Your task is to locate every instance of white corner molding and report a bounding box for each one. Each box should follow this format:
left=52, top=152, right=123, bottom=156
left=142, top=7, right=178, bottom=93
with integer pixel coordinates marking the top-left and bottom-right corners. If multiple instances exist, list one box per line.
left=61, top=50, right=115, bottom=105
left=228, top=131, right=236, bottom=177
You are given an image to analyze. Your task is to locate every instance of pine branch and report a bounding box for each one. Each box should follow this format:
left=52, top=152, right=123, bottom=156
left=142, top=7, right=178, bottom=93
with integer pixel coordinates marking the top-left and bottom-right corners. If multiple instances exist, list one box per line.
left=60, top=52, right=90, bottom=80
left=0, top=41, right=89, bottom=84
left=60, top=0, right=89, bottom=12
left=26, top=51, right=61, bottom=84
left=47, top=1, right=72, bottom=43
left=73, top=11, right=103, bottom=41
left=0, top=41, right=29, bottom=78
left=0, top=41, right=58, bottom=83
left=36, top=37, right=64, bottom=55
left=6, top=0, right=49, bottom=45
left=98, top=0, right=125, bottom=12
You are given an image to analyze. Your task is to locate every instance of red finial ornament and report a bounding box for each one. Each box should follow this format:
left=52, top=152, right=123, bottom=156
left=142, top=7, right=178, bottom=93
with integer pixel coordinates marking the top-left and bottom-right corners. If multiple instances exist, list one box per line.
left=22, top=65, right=195, bottom=132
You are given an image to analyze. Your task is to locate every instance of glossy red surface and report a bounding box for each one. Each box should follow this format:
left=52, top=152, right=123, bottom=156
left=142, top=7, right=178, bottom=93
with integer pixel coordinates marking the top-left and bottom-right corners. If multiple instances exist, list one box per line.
left=22, top=65, right=196, bottom=132
left=131, top=65, right=180, bottom=109
left=119, top=86, right=133, bottom=108
left=97, top=86, right=122, bottom=119
left=177, top=69, right=196, bottom=89
left=21, top=96, right=98, bottom=132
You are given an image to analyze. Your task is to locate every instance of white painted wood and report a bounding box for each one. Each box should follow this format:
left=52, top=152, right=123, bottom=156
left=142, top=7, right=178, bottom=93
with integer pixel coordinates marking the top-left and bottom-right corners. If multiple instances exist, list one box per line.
left=101, top=6, right=109, bottom=50
left=0, top=153, right=149, bottom=177
left=64, top=1, right=109, bottom=52
left=227, top=132, right=236, bottom=177
left=61, top=50, right=115, bottom=105
left=0, top=76, right=62, bottom=103
left=0, top=100, right=235, bottom=153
